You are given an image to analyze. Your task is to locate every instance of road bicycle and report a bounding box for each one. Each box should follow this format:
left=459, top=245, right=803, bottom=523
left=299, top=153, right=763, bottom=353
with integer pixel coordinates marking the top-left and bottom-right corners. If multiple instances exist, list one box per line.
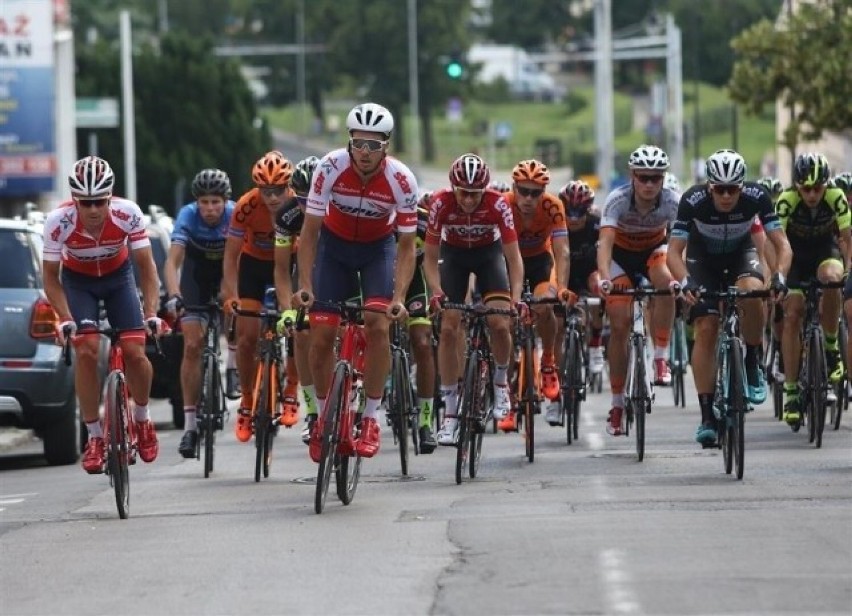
left=764, top=316, right=785, bottom=422
left=386, top=319, right=419, bottom=476
left=831, top=311, right=848, bottom=430
left=793, top=280, right=844, bottom=448
left=558, top=296, right=598, bottom=445
left=64, top=323, right=160, bottom=519
left=442, top=301, right=513, bottom=484
left=700, top=286, right=770, bottom=479
left=231, top=301, right=289, bottom=482
left=314, top=301, right=389, bottom=514
left=182, top=300, right=227, bottom=478
left=609, top=286, right=673, bottom=462
left=670, top=298, right=689, bottom=408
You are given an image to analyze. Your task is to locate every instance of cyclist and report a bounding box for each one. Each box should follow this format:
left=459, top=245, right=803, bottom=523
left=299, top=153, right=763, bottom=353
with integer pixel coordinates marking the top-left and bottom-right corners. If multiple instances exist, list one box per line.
left=668, top=149, right=791, bottom=445
left=559, top=180, right=605, bottom=375
left=776, top=153, right=850, bottom=428
left=273, top=156, right=321, bottom=443
left=424, top=153, right=524, bottom=446
left=295, top=102, right=418, bottom=460
left=42, top=156, right=167, bottom=473
left=664, top=172, right=682, bottom=194
left=164, top=168, right=236, bottom=457
left=499, top=159, right=570, bottom=430
left=222, top=151, right=296, bottom=442
left=597, top=145, right=680, bottom=436
left=757, top=176, right=784, bottom=202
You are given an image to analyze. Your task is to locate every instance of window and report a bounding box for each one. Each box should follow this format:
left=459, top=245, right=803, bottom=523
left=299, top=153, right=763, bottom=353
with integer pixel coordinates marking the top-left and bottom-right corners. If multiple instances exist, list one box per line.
left=0, top=230, right=39, bottom=289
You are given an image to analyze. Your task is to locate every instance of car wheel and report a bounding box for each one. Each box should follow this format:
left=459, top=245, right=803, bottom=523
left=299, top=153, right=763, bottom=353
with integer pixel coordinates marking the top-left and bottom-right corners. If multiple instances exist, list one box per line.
left=42, top=398, right=80, bottom=465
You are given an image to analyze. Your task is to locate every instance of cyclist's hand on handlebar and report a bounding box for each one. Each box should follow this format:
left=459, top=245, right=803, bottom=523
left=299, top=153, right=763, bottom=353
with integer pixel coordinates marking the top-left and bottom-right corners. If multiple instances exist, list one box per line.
left=56, top=319, right=77, bottom=346
left=598, top=279, right=613, bottom=297
left=164, top=294, right=183, bottom=317
left=770, top=272, right=788, bottom=301
left=668, top=280, right=682, bottom=297
left=428, top=292, right=446, bottom=314
left=277, top=309, right=298, bottom=335
left=146, top=316, right=170, bottom=338
left=224, top=297, right=241, bottom=314
left=680, top=277, right=701, bottom=306
left=514, top=300, right=530, bottom=321
left=294, top=289, right=314, bottom=308
left=387, top=301, right=408, bottom=322
left=558, top=287, right=578, bottom=307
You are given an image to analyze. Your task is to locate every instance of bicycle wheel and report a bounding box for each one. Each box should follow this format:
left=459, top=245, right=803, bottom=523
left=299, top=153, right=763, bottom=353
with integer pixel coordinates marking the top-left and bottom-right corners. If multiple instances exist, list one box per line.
left=572, top=333, right=583, bottom=442
left=336, top=388, right=362, bottom=505
left=523, top=337, right=536, bottom=463
left=104, top=371, right=130, bottom=519
left=559, top=332, right=574, bottom=445
left=455, top=354, right=477, bottom=484
left=633, top=340, right=647, bottom=462
left=390, top=349, right=410, bottom=476
left=253, top=361, right=271, bottom=482
left=729, top=339, right=747, bottom=479
left=203, top=353, right=218, bottom=478
left=810, top=333, right=827, bottom=448
left=315, top=364, right=346, bottom=514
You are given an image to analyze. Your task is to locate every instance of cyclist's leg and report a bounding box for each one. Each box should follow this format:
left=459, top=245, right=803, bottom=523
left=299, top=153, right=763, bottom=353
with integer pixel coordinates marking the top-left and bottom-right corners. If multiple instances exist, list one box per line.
left=646, top=245, right=676, bottom=384
left=177, top=264, right=211, bottom=442
left=604, top=250, right=637, bottom=434
left=781, top=252, right=810, bottom=425
left=817, top=252, right=844, bottom=382
left=406, top=265, right=437, bottom=448
left=733, top=248, right=768, bottom=401
left=235, top=254, right=271, bottom=412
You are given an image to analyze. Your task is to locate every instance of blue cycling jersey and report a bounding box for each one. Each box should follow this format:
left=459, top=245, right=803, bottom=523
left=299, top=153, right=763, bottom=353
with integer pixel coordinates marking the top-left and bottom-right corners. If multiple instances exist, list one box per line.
left=171, top=200, right=236, bottom=261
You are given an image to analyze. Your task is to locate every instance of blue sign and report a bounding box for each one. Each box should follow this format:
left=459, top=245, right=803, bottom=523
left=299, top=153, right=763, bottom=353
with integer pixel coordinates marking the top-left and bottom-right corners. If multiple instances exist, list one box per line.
left=0, top=0, right=56, bottom=196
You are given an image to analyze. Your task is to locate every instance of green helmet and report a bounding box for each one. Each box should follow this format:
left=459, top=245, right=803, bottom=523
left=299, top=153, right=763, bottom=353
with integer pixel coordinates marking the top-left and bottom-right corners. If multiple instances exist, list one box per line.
left=793, top=152, right=830, bottom=186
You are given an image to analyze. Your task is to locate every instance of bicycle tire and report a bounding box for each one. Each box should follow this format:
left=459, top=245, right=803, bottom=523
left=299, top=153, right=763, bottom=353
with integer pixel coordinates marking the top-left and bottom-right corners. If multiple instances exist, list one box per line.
left=253, top=360, right=271, bottom=483
left=455, top=354, right=477, bottom=484
left=203, top=352, right=218, bottom=478
left=572, top=332, right=583, bottom=442
left=811, top=333, right=827, bottom=448
left=560, top=332, right=574, bottom=445
left=316, top=364, right=346, bottom=514
left=633, top=338, right=647, bottom=462
left=834, top=382, right=845, bottom=430
left=729, top=338, right=746, bottom=479
left=523, top=337, right=535, bottom=463
left=390, top=349, right=410, bottom=476
left=104, top=371, right=130, bottom=519
left=336, top=383, right=362, bottom=504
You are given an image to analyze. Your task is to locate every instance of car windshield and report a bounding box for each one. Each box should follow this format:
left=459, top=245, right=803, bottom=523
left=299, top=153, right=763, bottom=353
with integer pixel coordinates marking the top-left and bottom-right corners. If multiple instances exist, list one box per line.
left=0, top=229, right=39, bottom=289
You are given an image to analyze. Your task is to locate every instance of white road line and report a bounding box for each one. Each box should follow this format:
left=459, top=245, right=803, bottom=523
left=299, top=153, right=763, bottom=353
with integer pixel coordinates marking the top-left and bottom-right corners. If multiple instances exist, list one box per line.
left=599, top=548, right=641, bottom=614
left=0, top=498, right=25, bottom=505
left=0, top=492, right=37, bottom=499
left=583, top=404, right=604, bottom=450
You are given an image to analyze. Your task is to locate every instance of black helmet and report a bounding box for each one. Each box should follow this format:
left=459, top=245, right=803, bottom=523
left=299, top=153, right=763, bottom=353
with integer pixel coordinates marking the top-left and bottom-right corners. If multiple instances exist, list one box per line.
left=793, top=152, right=830, bottom=186
left=291, top=156, right=320, bottom=196
left=191, top=168, right=232, bottom=198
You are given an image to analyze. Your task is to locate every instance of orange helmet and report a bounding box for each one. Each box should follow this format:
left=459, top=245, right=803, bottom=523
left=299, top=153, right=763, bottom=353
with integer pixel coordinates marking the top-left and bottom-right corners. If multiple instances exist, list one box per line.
left=512, top=159, right=550, bottom=186
left=252, top=151, right=293, bottom=186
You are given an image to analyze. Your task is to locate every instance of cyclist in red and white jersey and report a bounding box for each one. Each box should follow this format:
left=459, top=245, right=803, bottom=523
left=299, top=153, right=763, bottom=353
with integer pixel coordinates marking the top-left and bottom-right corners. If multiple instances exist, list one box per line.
left=42, top=156, right=167, bottom=474
left=423, top=153, right=525, bottom=446
left=295, top=102, right=418, bottom=460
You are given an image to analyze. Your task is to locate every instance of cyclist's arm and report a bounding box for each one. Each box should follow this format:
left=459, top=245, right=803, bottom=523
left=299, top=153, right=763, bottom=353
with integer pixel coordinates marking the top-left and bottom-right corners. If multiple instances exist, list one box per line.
left=42, top=260, right=72, bottom=320
left=596, top=227, right=616, bottom=281
left=131, top=246, right=161, bottom=317
left=221, top=235, right=242, bottom=300
left=502, top=240, right=524, bottom=303
left=394, top=231, right=416, bottom=304
left=164, top=243, right=185, bottom=299
left=297, top=213, right=323, bottom=294
left=423, top=241, right=442, bottom=297
left=838, top=227, right=852, bottom=271
left=666, top=236, right=688, bottom=282
left=274, top=241, right=294, bottom=309
left=766, top=228, right=792, bottom=277
left=552, top=235, right=570, bottom=290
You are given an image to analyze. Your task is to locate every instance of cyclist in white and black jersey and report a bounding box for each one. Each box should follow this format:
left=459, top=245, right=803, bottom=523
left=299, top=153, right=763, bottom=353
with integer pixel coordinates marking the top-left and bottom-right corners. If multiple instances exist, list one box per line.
left=667, top=149, right=792, bottom=445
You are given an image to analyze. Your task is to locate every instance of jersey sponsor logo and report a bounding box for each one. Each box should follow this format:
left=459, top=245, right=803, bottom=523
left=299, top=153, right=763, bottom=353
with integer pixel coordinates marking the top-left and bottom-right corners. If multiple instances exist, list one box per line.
left=333, top=200, right=388, bottom=219
left=686, top=190, right=705, bottom=207
left=394, top=171, right=413, bottom=195
left=741, top=185, right=762, bottom=200
left=495, top=197, right=515, bottom=230
left=50, top=226, right=61, bottom=242
left=313, top=171, right=325, bottom=194
left=111, top=207, right=130, bottom=222
left=446, top=224, right=497, bottom=238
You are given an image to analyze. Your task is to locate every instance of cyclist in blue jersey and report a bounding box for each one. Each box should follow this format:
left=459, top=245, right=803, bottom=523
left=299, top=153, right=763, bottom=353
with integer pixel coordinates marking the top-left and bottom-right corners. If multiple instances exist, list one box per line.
left=164, top=169, right=236, bottom=457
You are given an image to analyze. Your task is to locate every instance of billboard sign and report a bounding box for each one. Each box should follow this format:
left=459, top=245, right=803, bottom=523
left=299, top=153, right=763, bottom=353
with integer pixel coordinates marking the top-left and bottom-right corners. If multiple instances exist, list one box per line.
left=0, top=0, right=56, bottom=196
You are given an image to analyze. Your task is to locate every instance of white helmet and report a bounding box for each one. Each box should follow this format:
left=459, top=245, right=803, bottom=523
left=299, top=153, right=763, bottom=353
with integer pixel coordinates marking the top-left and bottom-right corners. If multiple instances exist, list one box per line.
left=663, top=172, right=681, bottom=192
left=706, top=149, right=746, bottom=185
left=628, top=144, right=670, bottom=171
left=346, top=103, right=394, bottom=137
left=69, top=156, right=115, bottom=198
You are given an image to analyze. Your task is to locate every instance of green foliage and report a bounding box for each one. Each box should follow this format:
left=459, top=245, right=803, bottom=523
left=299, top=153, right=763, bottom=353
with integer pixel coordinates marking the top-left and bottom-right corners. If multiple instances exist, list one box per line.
left=729, top=1, right=852, bottom=148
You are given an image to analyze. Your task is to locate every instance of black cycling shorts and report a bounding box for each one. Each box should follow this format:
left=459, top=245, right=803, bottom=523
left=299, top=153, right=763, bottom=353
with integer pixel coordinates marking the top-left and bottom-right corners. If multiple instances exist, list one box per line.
left=787, top=242, right=842, bottom=290
left=180, top=257, right=222, bottom=317
left=687, top=247, right=763, bottom=322
left=440, top=241, right=510, bottom=303
left=238, top=252, right=274, bottom=303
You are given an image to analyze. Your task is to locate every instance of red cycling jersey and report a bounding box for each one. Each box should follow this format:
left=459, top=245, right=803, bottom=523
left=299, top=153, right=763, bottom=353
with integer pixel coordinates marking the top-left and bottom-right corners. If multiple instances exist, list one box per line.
left=425, top=188, right=518, bottom=248
left=42, top=198, right=150, bottom=276
left=305, top=148, right=419, bottom=242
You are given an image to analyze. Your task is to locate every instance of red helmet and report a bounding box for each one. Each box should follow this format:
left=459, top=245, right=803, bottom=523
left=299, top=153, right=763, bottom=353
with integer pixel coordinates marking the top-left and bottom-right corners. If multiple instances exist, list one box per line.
left=449, top=153, right=490, bottom=190
left=558, top=180, right=595, bottom=217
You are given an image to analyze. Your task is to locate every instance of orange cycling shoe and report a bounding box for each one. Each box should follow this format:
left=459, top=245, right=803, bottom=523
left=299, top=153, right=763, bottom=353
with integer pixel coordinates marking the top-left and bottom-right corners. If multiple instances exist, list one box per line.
left=82, top=437, right=105, bottom=474
left=136, top=420, right=159, bottom=463
left=235, top=409, right=253, bottom=443
left=355, top=417, right=381, bottom=458
left=279, top=395, right=299, bottom=427
left=540, top=363, right=560, bottom=401
left=498, top=410, right=518, bottom=433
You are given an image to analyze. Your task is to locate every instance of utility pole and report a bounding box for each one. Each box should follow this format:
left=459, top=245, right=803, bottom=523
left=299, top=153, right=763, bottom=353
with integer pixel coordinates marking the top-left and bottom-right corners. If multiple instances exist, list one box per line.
left=296, top=0, right=306, bottom=141
left=594, top=0, right=614, bottom=194
left=407, top=0, right=421, bottom=166
left=120, top=10, right=136, bottom=202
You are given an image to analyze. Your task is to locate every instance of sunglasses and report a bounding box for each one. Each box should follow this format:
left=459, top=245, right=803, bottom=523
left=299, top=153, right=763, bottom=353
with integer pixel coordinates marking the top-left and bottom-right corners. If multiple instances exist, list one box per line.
left=76, top=197, right=109, bottom=208
left=567, top=207, right=588, bottom=220
left=516, top=186, right=544, bottom=198
left=797, top=183, right=825, bottom=194
left=453, top=187, right=484, bottom=199
left=634, top=174, right=664, bottom=185
left=710, top=184, right=742, bottom=196
left=350, top=138, right=387, bottom=152
left=259, top=186, right=287, bottom=198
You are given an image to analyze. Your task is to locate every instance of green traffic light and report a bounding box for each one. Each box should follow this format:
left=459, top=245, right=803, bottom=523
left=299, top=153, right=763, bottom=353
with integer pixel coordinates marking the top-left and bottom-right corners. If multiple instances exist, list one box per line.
left=446, top=62, right=463, bottom=79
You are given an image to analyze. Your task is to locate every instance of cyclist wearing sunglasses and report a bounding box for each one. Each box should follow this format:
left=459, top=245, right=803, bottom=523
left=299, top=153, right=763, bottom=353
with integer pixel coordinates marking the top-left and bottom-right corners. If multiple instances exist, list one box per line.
left=497, top=159, right=570, bottom=429
left=163, top=168, right=236, bottom=457
left=775, top=153, right=850, bottom=428
left=668, top=149, right=792, bottom=445
left=42, top=156, right=168, bottom=473
left=295, top=102, right=419, bottom=460
left=597, top=145, right=680, bottom=436
left=222, top=150, right=297, bottom=442
left=273, top=156, right=321, bottom=444
left=424, top=153, right=524, bottom=446
left=559, top=180, right=605, bottom=375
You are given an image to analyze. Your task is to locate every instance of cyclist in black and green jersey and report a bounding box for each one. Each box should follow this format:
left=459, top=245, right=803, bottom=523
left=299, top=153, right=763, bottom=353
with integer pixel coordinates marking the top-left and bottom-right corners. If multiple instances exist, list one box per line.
left=777, top=153, right=851, bottom=427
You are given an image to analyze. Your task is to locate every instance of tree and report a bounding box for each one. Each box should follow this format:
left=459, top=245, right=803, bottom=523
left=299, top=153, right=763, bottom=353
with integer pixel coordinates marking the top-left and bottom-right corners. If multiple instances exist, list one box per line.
left=728, top=0, right=852, bottom=149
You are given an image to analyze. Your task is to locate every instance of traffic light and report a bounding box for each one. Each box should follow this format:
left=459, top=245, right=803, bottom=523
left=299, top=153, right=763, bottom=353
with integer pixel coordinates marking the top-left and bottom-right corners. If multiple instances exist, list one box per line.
left=445, top=50, right=464, bottom=80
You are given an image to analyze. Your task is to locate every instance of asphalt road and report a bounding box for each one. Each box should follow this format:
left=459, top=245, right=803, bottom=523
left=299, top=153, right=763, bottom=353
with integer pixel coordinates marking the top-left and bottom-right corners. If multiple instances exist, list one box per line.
left=1, top=369, right=850, bottom=616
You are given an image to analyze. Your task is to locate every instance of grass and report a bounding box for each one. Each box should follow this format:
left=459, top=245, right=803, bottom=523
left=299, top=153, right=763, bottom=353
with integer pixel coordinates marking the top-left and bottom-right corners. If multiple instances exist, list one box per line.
left=263, top=81, right=777, bottom=181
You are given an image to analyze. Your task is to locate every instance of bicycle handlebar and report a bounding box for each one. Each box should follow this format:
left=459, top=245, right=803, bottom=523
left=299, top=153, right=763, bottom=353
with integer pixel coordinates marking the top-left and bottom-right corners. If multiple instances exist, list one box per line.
left=608, top=287, right=675, bottom=298
left=696, top=288, right=772, bottom=300
left=61, top=321, right=162, bottom=366
left=796, top=280, right=846, bottom=290
left=440, top=301, right=515, bottom=316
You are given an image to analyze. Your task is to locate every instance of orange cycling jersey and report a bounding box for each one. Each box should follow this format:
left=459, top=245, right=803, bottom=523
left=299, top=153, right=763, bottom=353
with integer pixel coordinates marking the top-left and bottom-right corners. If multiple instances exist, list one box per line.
left=229, top=187, right=294, bottom=261
left=504, top=191, right=568, bottom=258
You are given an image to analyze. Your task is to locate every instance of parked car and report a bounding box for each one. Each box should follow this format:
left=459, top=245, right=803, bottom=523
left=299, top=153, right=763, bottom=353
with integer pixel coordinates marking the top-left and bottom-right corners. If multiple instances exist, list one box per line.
left=0, top=218, right=81, bottom=464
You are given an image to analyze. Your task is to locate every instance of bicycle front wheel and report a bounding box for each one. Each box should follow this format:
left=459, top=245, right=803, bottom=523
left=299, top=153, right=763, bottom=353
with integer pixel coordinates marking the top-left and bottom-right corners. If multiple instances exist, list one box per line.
left=390, top=349, right=410, bottom=476
left=336, top=393, right=362, bottom=504
left=253, top=360, right=272, bottom=482
left=203, top=353, right=219, bottom=478
left=729, top=338, right=747, bottom=479
left=455, top=354, right=480, bottom=484
left=633, top=340, right=647, bottom=462
left=316, top=364, right=346, bottom=514
left=104, top=370, right=130, bottom=519
left=522, top=340, right=536, bottom=463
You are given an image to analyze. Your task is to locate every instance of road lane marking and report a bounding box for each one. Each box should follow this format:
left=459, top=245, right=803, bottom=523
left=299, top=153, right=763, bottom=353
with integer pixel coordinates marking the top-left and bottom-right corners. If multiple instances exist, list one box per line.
left=584, top=405, right=603, bottom=450
left=599, top=548, right=641, bottom=614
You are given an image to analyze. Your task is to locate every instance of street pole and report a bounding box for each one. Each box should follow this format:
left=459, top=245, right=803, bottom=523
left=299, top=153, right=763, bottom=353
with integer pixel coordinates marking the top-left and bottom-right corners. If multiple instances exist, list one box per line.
left=54, top=27, right=76, bottom=205
left=594, top=0, right=614, bottom=194
left=407, top=0, right=422, bottom=166
left=120, top=10, right=137, bottom=202
left=665, top=14, right=684, bottom=183
left=296, top=0, right=306, bottom=141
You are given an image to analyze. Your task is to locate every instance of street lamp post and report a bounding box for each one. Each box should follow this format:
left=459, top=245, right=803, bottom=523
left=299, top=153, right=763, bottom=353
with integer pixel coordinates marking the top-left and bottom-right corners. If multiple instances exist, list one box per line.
left=594, top=0, right=614, bottom=194
left=407, top=0, right=421, bottom=166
